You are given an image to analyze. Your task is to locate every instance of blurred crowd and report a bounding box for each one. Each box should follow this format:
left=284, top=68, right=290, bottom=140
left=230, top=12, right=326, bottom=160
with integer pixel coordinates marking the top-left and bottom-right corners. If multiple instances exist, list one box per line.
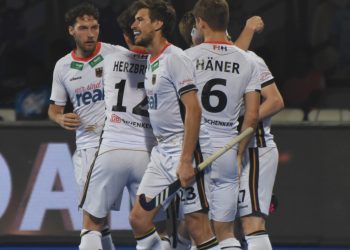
left=0, top=0, right=349, bottom=121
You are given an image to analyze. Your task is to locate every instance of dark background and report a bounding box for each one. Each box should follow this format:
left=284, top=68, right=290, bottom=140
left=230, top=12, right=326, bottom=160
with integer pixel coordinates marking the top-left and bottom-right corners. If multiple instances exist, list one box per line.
left=1, top=0, right=350, bottom=121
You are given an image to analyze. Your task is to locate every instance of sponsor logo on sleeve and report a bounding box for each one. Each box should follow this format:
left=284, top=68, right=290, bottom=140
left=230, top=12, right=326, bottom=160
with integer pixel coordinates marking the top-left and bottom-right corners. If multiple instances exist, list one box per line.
left=260, top=71, right=272, bottom=82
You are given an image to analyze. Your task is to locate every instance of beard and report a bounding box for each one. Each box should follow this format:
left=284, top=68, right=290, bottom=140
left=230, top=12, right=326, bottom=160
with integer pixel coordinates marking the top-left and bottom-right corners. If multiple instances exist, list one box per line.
left=134, top=32, right=153, bottom=47
left=75, top=38, right=97, bottom=55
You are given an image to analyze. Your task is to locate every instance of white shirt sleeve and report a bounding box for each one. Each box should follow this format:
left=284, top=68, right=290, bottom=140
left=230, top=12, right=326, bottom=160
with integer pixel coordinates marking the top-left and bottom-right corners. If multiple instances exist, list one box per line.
left=248, top=51, right=274, bottom=87
left=167, top=53, right=198, bottom=96
left=245, top=57, right=262, bottom=94
left=50, top=61, right=67, bottom=106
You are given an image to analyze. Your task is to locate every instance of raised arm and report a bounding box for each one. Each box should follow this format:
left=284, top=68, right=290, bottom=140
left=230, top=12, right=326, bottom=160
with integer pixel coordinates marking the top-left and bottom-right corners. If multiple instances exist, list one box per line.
left=234, top=16, right=264, bottom=51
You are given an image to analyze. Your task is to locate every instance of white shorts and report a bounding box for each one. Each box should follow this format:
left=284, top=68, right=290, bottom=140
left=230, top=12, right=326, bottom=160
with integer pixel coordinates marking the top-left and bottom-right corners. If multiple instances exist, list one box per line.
left=72, top=147, right=99, bottom=194
left=137, top=145, right=211, bottom=215
left=238, top=147, right=278, bottom=217
left=80, top=144, right=151, bottom=218
left=209, top=147, right=240, bottom=222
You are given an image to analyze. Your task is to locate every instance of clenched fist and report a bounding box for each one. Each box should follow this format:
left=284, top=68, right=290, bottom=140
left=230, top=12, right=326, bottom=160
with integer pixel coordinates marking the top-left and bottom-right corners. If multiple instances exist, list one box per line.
left=246, top=16, right=264, bottom=33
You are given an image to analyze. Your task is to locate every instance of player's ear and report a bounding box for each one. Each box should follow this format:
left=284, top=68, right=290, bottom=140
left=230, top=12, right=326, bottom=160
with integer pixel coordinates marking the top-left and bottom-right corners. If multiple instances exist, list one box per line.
left=68, top=26, right=74, bottom=36
left=196, top=17, right=205, bottom=30
left=153, top=20, right=163, bottom=32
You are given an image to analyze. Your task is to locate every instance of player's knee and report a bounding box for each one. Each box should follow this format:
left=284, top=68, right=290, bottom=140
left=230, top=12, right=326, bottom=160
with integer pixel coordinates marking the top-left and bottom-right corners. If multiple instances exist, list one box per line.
left=129, top=208, right=148, bottom=230
left=241, top=216, right=266, bottom=235
left=89, top=214, right=105, bottom=225
left=83, top=211, right=106, bottom=230
left=212, top=221, right=234, bottom=241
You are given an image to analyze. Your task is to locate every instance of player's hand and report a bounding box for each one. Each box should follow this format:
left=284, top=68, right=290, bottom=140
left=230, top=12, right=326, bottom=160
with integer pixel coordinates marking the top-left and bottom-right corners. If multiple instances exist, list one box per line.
left=176, top=160, right=196, bottom=188
left=57, top=112, right=80, bottom=130
left=246, top=16, right=264, bottom=33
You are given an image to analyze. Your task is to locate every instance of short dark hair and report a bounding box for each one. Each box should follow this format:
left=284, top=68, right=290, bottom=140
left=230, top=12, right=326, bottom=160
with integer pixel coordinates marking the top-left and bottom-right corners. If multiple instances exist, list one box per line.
left=178, top=11, right=195, bottom=47
left=117, top=5, right=135, bottom=41
left=65, top=2, right=99, bottom=27
left=132, top=0, right=176, bottom=39
left=192, top=0, right=229, bottom=31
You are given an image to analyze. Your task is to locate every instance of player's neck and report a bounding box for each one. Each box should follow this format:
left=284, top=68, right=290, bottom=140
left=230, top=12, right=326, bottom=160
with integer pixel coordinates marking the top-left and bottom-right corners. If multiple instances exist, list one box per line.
left=148, top=37, right=169, bottom=58
left=204, top=31, right=230, bottom=44
left=75, top=46, right=95, bottom=59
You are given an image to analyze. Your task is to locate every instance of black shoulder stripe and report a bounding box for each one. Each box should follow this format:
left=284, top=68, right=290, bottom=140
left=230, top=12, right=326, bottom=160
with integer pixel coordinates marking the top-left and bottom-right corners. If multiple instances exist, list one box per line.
left=101, top=228, right=111, bottom=236
left=261, top=78, right=275, bottom=88
left=49, top=100, right=66, bottom=106
left=80, top=230, right=91, bottom=237
left=178, top=84, right=197, bottom=96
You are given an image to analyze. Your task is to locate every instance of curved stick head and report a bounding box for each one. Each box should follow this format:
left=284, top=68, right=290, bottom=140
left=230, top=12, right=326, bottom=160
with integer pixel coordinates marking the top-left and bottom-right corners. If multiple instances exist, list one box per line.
left=139, top=193, right=156, bottom=211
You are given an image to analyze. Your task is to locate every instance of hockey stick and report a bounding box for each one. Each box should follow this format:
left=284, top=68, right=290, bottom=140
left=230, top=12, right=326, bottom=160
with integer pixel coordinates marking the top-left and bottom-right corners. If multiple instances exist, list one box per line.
left=139, top=127, right=254, bottom=211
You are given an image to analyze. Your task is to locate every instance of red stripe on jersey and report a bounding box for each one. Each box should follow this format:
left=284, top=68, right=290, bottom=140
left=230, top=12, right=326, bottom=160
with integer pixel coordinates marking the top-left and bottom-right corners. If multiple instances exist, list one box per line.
left=150, top=42, right=171, bottom=63
left=71, top=42, right=102, bottom=62
left=204, top=41, right=233, bottom=45
left=131, top=48, right=148, bottom=54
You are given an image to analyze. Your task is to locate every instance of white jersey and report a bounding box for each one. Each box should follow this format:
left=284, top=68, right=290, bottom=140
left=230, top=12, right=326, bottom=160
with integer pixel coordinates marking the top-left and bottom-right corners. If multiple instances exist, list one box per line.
left=246, top=51, right=276, bottom=148
left=185, top=42, right=261, bottom=147
left=145, top=44, right=211, bottom=152
left=50, top=42, right=122, bottom=150
left=102, top=47, right=156, bottom=150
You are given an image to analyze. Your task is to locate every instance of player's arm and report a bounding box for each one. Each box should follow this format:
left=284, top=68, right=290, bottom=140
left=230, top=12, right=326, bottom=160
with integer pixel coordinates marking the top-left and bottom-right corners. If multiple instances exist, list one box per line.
left=259, top=83, right=284, bottom=121
left=48, top=103, right=80, bottom=131
left=234, top=16, right=264, bottom=51
left=177, top=90, right=201, bottom=188
left=237, top=91, right=260, bottom=172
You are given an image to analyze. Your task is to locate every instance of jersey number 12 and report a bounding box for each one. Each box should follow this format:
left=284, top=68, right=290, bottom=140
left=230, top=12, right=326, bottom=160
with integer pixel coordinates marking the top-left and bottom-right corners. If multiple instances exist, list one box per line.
left=112, top=79, right=149, bottom=117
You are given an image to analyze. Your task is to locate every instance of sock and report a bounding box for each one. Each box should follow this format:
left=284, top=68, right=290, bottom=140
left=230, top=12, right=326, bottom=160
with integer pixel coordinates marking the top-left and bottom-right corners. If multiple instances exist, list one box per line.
left=245, top=231, right=272, bottom=250
left=160, top=235, right=172, bottom=250
left=219, top=237, right=242, bottom=249
left=135, top=227, right=163, bottom=250
left=190, top=246, right=197, bottom=250
left=173, top=233, right=192, bottom=250
left=79, top=229, right=102, bottom=250
left=101, top=227, right=115, bottom=250
left=197, top=237, right=220, bottom=250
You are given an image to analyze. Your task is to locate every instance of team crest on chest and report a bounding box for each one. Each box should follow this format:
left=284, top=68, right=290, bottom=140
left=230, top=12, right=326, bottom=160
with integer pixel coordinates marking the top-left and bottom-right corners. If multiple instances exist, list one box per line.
left=95, top=67, right=103, bottom=77
left=152, top=74, right=157, bottom=85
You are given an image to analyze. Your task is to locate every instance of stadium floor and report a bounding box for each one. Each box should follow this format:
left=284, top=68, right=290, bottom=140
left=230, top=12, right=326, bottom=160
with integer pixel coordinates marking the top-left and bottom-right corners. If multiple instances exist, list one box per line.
left=1, top=247, right=350, bottom=250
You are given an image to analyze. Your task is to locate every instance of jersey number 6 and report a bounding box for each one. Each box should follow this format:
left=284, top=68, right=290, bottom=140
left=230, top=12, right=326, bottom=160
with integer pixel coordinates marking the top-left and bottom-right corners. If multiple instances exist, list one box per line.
left=201, top=78, right=227, bottom=113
